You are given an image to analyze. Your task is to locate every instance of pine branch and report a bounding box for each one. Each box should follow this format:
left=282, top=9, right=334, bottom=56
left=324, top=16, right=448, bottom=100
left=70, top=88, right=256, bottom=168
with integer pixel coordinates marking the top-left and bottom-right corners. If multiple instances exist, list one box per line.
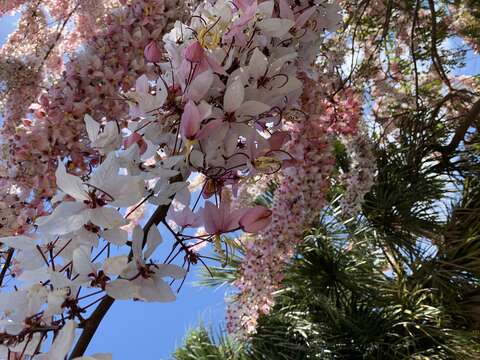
left=442, top=98, right=480, bottom=156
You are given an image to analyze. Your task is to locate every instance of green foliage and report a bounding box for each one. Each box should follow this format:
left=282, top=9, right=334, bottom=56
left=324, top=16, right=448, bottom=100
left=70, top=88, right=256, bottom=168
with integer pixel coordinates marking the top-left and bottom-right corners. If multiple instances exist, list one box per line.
left=173, top=326, right=248, bottom=360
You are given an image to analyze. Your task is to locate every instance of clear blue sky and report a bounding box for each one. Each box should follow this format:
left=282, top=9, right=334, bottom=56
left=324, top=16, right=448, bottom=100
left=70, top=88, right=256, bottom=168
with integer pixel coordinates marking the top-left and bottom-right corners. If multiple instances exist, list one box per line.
left=0, top=15, right=227, bottom=360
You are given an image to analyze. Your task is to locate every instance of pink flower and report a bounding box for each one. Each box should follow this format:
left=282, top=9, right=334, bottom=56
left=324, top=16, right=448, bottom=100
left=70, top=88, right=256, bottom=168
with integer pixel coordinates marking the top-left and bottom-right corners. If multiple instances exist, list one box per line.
left=144, top=40, right=162, bottom=63
left=167, top=206, right=201, bottom=228
left=201, top=201, right=246, bottom=235
left=223, top=2, right=257, bottom=44
left=180, top=101, right=202, bottom=141
left=239, top=205, right=272, bottom=233
left=184, top=41, right=205, bottom=63
left=180, top=101, right=219, bottom=142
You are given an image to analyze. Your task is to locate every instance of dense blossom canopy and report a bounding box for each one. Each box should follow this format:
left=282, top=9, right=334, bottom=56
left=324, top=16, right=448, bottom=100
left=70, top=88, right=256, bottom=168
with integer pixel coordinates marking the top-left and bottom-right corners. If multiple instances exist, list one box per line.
left=0, top=0, right=478, bottom=358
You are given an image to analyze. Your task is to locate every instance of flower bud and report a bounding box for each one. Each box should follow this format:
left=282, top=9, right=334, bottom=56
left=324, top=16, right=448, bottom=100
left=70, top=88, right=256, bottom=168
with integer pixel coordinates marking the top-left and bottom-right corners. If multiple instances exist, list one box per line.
left=144, top=40, right=162, bottom=63
left=184, top=41, right=205, bottom=63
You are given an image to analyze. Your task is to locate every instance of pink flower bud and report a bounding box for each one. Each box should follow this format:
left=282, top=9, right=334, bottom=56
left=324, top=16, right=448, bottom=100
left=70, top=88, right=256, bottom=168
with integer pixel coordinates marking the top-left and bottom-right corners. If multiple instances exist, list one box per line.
left=239, top=206, right=272, bottom=233
left=184, top=41, right=205, bottom=63
left=180, top=101, right=201, bottom=140
left=144, top=40, right=162, bottom=63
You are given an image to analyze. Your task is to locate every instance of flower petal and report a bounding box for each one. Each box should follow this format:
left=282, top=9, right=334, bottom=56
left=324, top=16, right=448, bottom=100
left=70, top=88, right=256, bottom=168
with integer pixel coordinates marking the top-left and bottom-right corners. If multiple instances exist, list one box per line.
left=144, top=225, right=163, bottom=259
left=257, top=18, right=295, bottom=37
left=89, top=207, right=127, bottom=229
left=236, top=101, right=271, bottom=117
left=223, top=79, right=244, bottom=113
left=239, top=205, right=272, bottom=233
left=55, top=160, right=89, bottom=202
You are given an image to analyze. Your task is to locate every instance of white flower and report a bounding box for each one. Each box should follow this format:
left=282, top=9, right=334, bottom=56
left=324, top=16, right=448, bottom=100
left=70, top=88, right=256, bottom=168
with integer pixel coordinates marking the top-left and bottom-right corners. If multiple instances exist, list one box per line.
left=33, top=320, right=76, bottom=360
left=36, top=153, right=145, bottom=235
left=84, top=115, right=121, bottom=155
left=105, top=225, right=185, bottom=302
left=127, top=74, right=168, bottom=117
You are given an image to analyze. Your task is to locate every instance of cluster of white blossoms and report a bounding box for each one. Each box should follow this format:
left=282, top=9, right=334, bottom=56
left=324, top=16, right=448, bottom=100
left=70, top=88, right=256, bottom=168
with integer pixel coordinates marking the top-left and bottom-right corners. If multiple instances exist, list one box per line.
left=0, top=0, right=342, bottom=357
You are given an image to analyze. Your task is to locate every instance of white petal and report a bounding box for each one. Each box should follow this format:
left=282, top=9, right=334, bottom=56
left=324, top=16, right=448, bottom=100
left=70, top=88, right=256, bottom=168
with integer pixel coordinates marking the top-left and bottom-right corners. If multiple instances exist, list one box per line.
left=103, top=256, right=129, bottom=276
left=223, top=79, right=244, bottom=113
left=198, top=100, right=212, bottom=119
left=55, top=161, right=89, bottom=201
left=257, top=0, right=274, bottom=17
left=271, top=76, right=302, bottom=97
left=89, top=208, right=127, bottom=229
left=268, top=52, right=297, bottom=75
left=236, top=101, right=271, bottom=116
left=44, top=288, right=69, bottom=318
left=84, top=114, right=100, bottom=143
left=248, top=48, right=268, bottom=79
left=156, top=78, right=168, bottom=106
left=49, top=320, right=76, bottom=359
left=155, top=264, right=186, bottom=279
left=174, top=184, right=191, bottom=206
left=89, top=152, right=119, bottom=188
left=73, top=246, right=95, bottom=275
left=187, top=70, right=214, bottom=102
left=107, top=176, right=145, bottom=207
left=102, top=228, right=128, bottom=246
left=189, top=149, right=204, bottom=168
left=36, top=202, right=88, bottom=235
left=257, top=18, right=295, bottom=37
left=138, top=277, right=176, bottom=302
left=11, top=333, right=42, bottom=356
left=106, top=279, right=139, bottom=300
left=144, top=226, right=163, bottom=259
left=135, top=74, right=149, bottom=93
left=152, top=277, right=176, bottom=302
left=0, top=235, right=36, bottom=250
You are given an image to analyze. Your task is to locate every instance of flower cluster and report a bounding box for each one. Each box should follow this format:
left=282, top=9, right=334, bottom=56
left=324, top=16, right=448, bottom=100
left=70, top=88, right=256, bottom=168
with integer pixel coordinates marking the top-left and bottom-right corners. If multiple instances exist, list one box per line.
left=0, top=0, right=345, bottom=356
left=225, top=66, right=365, bottom=336
left=0, top=0, right=188, bottom=236
left=227, top=113, right=335, bottom=336
left=339, top=124, right=377, bottom=218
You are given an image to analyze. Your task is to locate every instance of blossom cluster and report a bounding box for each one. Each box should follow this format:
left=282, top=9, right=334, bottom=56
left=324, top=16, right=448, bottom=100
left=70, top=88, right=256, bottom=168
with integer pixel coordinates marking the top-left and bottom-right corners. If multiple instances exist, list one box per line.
left=0, top=0, right=346, bottom=356
left=227, top=80, right=361, bottom=336
left=339, top=125, right=376, bottom=218
left=0, top=0, right=187, bottom=237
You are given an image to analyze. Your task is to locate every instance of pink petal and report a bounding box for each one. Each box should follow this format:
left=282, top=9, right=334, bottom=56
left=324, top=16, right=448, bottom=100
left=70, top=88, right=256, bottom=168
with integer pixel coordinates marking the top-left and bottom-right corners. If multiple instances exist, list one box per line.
left=294, top=6, right=317, bottom=29
left=180, top=101, right=201, bottom=140
left=197, top=118, right=223, bottom=140
left=239, top=206, right=272, bottom=233
left=202, top=201, right=221, bottom=234
left=268, top=131, right=291, bottom=150
left=144, top=40, right=162, bottom=63
left=123, top=133, right=147, bottom=154
left=206, top=55, right=227, bottom=76
left=184, top=41, right=205, bottom=63
left=279, top=0, right=294, bottom=20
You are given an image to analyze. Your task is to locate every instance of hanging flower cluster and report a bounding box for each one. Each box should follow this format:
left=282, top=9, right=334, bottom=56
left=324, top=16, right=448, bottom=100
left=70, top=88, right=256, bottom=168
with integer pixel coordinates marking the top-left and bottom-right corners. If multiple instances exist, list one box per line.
left=339, top=125, right=377, bottom=218
left=0, top=0, right=345, bottom=356
left=226, top=78, right=361, bottom=337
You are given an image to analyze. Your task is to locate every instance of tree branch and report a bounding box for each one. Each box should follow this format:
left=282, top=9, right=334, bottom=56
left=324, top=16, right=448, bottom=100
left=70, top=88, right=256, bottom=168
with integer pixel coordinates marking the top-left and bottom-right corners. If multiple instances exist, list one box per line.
left=0, top=248, right=14, bottom=287
left=442, top=98, right=480, bottom=156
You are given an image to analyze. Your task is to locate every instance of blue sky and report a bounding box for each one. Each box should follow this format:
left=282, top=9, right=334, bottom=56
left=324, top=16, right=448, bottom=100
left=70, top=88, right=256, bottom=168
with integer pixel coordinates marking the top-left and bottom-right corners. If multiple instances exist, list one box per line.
left=0, top=15, right=227, bottom=360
